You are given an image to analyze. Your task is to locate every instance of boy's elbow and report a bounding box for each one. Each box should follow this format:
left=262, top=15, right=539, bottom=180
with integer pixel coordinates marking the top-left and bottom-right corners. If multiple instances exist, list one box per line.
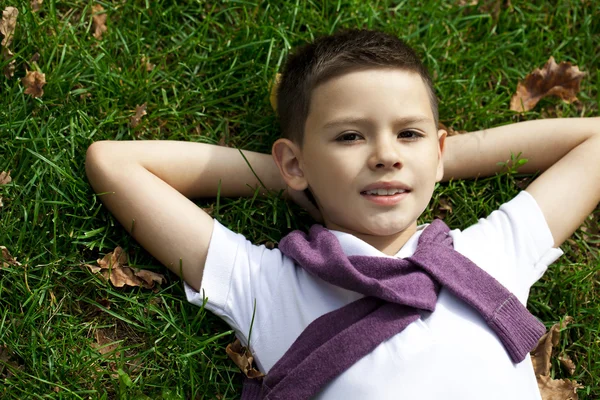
left=85, top=141, right=115, bottom=187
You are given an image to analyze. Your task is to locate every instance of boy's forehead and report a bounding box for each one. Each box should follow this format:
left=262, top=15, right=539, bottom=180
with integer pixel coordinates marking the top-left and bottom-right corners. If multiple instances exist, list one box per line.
left=308, top=69, right=433, bottom=128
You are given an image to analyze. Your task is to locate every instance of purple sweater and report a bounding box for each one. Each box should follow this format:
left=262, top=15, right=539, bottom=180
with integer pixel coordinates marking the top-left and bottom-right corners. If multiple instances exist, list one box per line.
left=240, top=219, right=546, bottom=400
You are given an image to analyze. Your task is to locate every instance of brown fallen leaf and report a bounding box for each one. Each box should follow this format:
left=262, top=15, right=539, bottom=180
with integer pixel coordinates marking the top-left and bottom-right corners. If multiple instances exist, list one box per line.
left=31, top=0, right=43, bottom=12
left=2, top=47, right=15, bottom=79
left=129, top=103, right=147, bottom=128
left=226, top=338, right=265, bottom=379
left=92, top=328, right=121, bottom=355
left=0, top=170, right=11, bottom=185
left=91, top=4, right=107, bottom=40
left=140, top=55, right=155, bottom=72
left=537, top=375, right=583, bottom=400
left=92, top=246, right=166, bottom=289
left=530, top=316, right=583, bottom=400
left=0, top=344, right=22, bottom=379
left=435, top=197, right=453, bottom=220
left=0, top=6, right=18, bottom=47
left=558, top=354, right=576, bottom=376
left=531, top=316, right=573, bottom=376
left=22, top=70, right=46, bottom=98
left=0, top=246, right=22, bottom=268
left=510, top=56, right=586, bottom=112
left=134, top=269, right=166, bottom=289
left=269, top=73, right=281, bottom=113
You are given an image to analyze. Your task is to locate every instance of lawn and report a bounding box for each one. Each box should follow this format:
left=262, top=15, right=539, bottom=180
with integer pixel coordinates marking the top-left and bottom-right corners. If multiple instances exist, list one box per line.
left=1, top=0, right=599, bottom=398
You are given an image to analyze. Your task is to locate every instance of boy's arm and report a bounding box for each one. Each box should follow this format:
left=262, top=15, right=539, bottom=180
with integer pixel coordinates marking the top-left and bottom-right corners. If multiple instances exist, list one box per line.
left=85, top=140, right=286, bottom=291
left=442, top=117, right=600, bottom=248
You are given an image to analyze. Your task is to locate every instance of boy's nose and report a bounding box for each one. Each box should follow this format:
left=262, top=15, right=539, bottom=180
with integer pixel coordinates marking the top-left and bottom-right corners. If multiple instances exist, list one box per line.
left=369, top=139, right=403, bottom=170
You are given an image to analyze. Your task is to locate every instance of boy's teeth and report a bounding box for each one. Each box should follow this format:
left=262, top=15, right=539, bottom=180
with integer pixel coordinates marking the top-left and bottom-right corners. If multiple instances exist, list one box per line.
left=364, top=188, right=406, bottom=196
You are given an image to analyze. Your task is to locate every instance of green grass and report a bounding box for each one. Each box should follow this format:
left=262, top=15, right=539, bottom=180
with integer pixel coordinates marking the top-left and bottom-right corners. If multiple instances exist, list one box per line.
left=1, top=0, right=599, bottom=398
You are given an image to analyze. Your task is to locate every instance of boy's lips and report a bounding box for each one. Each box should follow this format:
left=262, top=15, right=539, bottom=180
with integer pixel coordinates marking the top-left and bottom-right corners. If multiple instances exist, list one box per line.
left=359, top=181, right=412, bottom=193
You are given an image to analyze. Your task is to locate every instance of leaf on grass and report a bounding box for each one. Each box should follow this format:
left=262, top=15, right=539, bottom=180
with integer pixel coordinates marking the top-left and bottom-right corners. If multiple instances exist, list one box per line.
left=31, top=0, right=43, bottom=13
left=91, top=4, right=107, bottom=40
left=0, top=171, right=11, bottom=185
left=558, top=354, right=576, bottom=376
left=140, top=55, right=155, bottom=72
left=2, top=47, right=15, bottom=79
left=0, top=344, right=22, bottom=378
left=531, top=316, right=573, bottom=376
left=91, top=246, right=166, bottom=289
left=510, top=56, right=586, bottom=112
left=537, top=375, right=583, bottom=400
left=0, top=246, right=22, bottom=268
left=530, top=316, right=583, bottom=400
left=0, top=6, right=18, bottom=47
left=269, top=73, right=281, bottom=113
left=435, top=197, right=453, bottom=220
left=226, top=338, right=265, bottom=379
left=1, top=7, right=18, bottom=79
left=129, top=103, right=147, bottom=128
left=92, top=328, right=121, bottom=355
left=22, top=70, right=46, bottom=98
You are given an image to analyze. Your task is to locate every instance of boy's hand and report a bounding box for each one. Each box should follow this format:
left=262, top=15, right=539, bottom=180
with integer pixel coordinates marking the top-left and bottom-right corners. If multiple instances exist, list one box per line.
left=285, top=186, right=324, bottom=223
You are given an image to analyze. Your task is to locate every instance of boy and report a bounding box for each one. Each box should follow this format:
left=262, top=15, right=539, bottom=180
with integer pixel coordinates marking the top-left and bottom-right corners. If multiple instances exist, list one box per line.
left=85, top=29, right=600, bottom=399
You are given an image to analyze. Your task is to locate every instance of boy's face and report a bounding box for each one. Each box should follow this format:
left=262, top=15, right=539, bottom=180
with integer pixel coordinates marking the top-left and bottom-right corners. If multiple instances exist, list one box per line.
left=274, top=68, right=446, bottom=250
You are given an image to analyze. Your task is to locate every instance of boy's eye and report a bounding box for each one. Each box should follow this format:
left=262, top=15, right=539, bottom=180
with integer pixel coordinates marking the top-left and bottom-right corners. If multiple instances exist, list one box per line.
left=336, top=130, right=423, bottom=143
left=398, top=130, right=423, bottom=139
left=336, top=132, right=362, bottom=142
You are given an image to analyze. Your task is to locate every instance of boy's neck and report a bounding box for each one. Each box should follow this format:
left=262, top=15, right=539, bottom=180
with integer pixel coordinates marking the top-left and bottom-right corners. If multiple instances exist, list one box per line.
left=327, top=221, right=419, bottom=256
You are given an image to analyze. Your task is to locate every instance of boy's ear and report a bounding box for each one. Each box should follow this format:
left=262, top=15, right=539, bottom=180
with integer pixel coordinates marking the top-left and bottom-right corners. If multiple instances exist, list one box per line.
left=272, top=138, right=309, bottom=191
left=435, top=128, right=448, bottom=182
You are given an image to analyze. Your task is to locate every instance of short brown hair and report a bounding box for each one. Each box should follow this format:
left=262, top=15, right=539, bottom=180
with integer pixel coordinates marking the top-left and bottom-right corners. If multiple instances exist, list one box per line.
left=276, top=29, right=439, bottom=146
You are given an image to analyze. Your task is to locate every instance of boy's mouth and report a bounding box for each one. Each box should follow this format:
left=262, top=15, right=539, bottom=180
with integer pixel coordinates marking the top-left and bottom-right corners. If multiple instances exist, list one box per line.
left=360, top=188, right=408, bottom=196
left=359, top=181, right=412, bottom=196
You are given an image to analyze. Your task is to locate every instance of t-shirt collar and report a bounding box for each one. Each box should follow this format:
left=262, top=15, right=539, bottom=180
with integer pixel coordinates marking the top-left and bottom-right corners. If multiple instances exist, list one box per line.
left=328, top=224, right=429, bottom=259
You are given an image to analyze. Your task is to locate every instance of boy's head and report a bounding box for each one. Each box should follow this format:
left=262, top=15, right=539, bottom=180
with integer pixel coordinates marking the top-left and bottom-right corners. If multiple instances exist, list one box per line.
left=276, top=29, right=439, bottom=146
left=272, top=29, right=447, bottom=246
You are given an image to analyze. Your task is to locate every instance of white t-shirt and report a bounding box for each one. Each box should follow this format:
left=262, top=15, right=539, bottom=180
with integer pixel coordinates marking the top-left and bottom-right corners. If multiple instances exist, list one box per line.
left=186, top=191, right=563, bottom=399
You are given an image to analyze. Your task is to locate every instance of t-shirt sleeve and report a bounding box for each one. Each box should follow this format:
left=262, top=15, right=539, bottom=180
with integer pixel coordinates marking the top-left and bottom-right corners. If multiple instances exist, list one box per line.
left=184, top=219, right=285, bottom=347
left=457, top=191, right=563, bottom=302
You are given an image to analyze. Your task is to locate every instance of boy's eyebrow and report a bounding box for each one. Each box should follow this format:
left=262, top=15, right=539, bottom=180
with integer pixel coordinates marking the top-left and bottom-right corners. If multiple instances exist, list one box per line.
left=322, top=116, right=433, bottom=129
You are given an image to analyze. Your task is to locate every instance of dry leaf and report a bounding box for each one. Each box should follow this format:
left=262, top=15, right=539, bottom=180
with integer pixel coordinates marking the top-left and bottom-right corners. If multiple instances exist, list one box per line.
left=0, top=171, right=11, bottom=185
left=226, top=338, right=265, bottom=379
left=0, top=7, right=18, bottom=47
left=129, top=103, right=147, bottom=128
left=2, top=47, right=15, bottom=79
left=97, top=246, right=128, bottom=270
left=92, top=328, right=121, bottom=355
left=134, top=269, right=165, bottom=289
left=84, top=263, right=102, bottom=274
left=92, top=246, right=166, bottom=289
left=0, top=246, right=22, bottom=268
left=141, top=55, right=155, bottom=72
left=0, top=344, right=22, bottom=379
left=269, top=73, right=281, bottom=113
left=435, top=197, right=453, bottom=220
left=537, top=375, right=582, bottom=400
left=31, top=0, right=43, bottom=12
left=22, top=70, right=46, bottom=98
left=531, top=316, right=573, bottom=376
left=558, top=354, right=576, bottom=376
left=101, top=262, right=143, bottom=288
left=91, top=4, right=107, bottom=40
left=530, top=316, right=583, bottom=400
left=510, top=56, right=586, bottom=112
